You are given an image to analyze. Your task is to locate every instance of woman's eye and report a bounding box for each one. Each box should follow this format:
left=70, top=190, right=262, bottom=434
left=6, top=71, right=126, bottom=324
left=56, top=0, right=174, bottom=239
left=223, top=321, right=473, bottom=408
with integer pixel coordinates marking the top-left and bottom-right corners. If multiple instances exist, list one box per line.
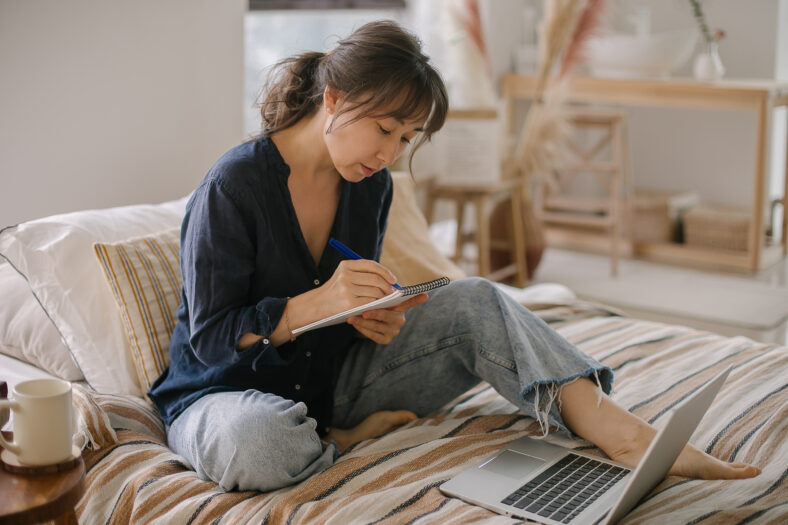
left=379, top=123, right=412, bottom=144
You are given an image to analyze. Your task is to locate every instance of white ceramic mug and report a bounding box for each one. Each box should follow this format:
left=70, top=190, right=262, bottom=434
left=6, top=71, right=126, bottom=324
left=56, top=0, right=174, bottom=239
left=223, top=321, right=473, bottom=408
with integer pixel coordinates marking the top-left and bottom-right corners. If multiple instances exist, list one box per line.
left=0, top=378, right=73, bottom=466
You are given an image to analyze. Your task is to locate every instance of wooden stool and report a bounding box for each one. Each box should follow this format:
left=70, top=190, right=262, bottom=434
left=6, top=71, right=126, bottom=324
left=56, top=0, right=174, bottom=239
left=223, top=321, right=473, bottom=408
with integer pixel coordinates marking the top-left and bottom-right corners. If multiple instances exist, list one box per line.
left=534, top=106, right=631, bottom=276
left=424, top=178, right=528, bottom=287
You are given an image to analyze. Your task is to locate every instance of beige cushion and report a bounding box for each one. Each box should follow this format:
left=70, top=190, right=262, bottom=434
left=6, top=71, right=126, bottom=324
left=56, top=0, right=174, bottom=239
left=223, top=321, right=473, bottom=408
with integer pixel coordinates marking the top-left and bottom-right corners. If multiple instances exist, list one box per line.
left=381, top=172, right=466, bottom=284
left=93, top=228, right=181, bottom=392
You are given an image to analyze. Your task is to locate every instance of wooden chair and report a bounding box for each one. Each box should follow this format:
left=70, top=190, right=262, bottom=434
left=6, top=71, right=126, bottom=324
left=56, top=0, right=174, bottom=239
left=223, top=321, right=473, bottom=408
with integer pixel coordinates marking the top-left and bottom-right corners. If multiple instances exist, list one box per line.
left=424, top=177, right=529, bottom=287
left=533, top=106, right=631, bottom=276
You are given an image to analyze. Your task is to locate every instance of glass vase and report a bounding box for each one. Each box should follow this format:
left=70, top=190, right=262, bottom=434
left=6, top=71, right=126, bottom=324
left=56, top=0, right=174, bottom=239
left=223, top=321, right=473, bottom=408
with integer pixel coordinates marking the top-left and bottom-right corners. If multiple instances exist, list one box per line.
left=693, top=42, right=725, bottom=82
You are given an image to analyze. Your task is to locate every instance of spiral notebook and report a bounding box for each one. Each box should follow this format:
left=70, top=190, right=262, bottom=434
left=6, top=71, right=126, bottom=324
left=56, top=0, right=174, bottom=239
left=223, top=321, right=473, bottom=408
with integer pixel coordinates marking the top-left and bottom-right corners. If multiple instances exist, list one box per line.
left=291, top=276, right=450, bottom=336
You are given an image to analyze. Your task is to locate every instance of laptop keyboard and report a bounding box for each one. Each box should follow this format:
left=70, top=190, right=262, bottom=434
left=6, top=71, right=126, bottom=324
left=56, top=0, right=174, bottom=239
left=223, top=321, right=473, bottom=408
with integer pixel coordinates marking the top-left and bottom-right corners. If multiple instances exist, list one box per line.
left=500, top=453, right=629, bottom=523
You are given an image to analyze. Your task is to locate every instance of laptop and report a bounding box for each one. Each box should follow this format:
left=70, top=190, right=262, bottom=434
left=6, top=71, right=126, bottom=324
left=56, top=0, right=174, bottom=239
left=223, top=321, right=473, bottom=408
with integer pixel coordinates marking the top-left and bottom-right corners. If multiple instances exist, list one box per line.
left=440, top=366, right=732, bottom=524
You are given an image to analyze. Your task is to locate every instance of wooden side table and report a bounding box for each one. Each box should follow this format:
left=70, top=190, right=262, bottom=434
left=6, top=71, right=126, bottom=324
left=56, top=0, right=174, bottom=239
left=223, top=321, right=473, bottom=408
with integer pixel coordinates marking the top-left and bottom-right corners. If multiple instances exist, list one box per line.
left=424, top=177, right=529, bottom=287
left=0, top=432, right=86, bottom=525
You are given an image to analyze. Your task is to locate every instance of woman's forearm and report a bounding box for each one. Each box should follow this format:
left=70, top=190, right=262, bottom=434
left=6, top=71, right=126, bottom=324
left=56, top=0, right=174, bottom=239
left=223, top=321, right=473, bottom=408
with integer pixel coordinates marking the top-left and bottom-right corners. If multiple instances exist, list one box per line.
left=238, top=289, right=323, bottom=349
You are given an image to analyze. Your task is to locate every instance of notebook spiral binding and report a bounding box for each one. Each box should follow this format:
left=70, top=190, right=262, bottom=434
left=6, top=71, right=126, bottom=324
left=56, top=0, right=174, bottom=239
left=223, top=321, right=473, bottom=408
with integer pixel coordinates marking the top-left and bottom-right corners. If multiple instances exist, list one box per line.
left=401, top=276, right=450, bottom=295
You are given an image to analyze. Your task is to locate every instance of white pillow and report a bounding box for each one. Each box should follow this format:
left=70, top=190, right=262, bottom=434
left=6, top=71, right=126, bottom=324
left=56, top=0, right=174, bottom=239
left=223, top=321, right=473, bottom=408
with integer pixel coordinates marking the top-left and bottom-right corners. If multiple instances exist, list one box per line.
left=0, top=261, right=84, bottom=381
left=0, top=197, right=189, bottom=397
left=494, top=282, right=577, bottom=305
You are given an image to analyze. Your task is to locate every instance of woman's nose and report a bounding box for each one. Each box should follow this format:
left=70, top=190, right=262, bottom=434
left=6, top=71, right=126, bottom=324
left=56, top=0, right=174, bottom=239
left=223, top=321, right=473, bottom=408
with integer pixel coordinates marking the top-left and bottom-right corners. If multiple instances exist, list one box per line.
left=377, top=138, right=399, bottom=166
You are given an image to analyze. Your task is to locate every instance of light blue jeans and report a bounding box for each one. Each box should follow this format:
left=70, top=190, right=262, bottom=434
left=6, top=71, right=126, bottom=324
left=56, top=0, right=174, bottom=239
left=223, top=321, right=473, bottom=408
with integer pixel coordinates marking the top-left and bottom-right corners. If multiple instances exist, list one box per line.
left=167, top=278, right=612, bottom=492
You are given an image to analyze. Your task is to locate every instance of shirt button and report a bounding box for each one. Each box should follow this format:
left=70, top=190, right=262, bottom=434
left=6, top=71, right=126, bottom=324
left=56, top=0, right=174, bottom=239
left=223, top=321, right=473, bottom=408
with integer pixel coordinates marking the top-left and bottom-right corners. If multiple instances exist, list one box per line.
left=295, top=384, right=301, bottom=390
left=313, top=279, right=320, bottom=286
left=305, top=351, right=311, bottom=357
left=262, top=338, right=269, bottom=345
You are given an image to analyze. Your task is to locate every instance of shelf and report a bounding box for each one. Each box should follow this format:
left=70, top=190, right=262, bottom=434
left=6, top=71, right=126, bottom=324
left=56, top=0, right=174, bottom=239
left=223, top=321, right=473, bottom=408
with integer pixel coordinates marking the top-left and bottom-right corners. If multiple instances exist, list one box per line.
left=544, top=226, right=783, bottom=273
left=502, top=74, right=788, bottom=272
left=633, top=242, right=751, bottom=272
left=635, top=242, right=786, bottom=272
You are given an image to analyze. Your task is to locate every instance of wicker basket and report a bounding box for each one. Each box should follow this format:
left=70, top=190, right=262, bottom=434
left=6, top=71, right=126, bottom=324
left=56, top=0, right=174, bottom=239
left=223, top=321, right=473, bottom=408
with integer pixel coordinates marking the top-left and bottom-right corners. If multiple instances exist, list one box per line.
left=632, top=191, right=671, bottom=243
left=632, top=189, right=699, bottom=243
left=683, top=205, right=750, bottom=251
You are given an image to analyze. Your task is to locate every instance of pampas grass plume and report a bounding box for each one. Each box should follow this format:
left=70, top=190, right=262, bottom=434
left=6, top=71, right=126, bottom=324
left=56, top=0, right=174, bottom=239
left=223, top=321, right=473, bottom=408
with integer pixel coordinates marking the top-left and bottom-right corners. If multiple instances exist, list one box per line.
left=559, top=0, right=606, bottom=77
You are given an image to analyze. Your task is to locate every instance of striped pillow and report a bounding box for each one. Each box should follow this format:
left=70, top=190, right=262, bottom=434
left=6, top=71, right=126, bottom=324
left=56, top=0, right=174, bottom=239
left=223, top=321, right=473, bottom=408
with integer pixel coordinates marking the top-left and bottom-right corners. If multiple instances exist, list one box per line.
left=93, top=228, right=181, bottom=393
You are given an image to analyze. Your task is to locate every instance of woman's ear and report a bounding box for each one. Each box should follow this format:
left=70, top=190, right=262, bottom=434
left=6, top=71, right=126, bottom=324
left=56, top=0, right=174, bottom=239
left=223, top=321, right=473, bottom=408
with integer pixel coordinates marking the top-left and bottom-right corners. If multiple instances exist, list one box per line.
left=323, top=86, right=339, bottom=115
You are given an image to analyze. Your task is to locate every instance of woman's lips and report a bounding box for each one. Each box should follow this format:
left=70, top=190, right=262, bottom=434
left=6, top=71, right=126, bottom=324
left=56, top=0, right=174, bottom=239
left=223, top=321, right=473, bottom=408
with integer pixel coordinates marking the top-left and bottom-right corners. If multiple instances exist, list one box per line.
left=361, top=164, right=375, bottom=177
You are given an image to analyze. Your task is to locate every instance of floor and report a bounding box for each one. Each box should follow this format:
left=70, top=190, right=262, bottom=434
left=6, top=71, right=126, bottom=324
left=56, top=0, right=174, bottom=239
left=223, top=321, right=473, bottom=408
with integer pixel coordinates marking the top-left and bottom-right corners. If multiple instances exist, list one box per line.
left=428, top=219, right=788, bottom=345
left=530, top=247, right=788, bottom=345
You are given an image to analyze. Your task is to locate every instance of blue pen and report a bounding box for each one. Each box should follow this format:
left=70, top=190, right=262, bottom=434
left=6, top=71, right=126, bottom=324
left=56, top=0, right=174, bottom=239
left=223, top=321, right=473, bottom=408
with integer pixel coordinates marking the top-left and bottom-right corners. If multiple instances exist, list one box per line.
left=328, top=237, right=402, bottom=290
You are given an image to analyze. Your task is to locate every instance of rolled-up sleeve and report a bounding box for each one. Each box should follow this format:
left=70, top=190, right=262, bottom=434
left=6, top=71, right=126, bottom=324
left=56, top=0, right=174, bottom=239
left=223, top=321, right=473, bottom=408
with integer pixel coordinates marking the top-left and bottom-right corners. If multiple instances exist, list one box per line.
left=180, top=178, right=287, bottom=367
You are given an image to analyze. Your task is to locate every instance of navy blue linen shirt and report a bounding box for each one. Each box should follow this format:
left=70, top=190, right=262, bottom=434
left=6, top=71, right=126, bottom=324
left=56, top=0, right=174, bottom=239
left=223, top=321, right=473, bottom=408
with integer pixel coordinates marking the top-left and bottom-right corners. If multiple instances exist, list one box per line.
left=148, top=136, right=393, bottom=435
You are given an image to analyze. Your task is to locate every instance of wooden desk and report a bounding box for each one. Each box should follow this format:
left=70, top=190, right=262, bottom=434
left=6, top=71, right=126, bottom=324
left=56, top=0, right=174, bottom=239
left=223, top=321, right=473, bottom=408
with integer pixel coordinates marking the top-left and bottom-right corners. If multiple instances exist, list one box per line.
left=502, top=74, right=788, bottom=272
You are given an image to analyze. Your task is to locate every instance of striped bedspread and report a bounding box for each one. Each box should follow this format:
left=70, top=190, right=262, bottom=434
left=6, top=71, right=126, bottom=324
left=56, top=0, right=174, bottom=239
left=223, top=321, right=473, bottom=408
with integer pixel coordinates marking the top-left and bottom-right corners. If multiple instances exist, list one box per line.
left=73, top=302, right=788, bottom=524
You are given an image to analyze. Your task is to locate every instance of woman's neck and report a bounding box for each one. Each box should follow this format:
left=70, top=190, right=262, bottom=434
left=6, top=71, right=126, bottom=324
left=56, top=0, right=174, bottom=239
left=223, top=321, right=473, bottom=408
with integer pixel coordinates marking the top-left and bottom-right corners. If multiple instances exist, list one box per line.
left=271, top=110, right=338, bottom=185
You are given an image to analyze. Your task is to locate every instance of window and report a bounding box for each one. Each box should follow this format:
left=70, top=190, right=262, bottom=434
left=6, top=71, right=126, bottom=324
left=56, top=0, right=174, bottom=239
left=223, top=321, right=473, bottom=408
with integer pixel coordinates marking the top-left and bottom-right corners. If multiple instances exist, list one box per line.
left=244, top=5, right=405, bottom=135
left=249, top=1, right=404, bottom=9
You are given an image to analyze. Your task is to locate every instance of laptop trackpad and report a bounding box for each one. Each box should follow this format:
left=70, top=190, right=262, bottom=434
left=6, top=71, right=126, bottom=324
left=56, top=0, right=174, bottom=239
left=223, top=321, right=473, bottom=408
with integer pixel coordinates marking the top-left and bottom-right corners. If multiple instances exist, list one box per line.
left=481, top=450, right=546, bottom=480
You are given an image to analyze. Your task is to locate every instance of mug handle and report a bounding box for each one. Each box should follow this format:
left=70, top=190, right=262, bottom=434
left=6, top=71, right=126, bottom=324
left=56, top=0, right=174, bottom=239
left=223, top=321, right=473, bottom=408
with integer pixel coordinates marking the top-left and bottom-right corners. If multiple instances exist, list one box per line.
left=0, top=381, right=6, bottom=428
left=0, top=398, right=22, bottom=455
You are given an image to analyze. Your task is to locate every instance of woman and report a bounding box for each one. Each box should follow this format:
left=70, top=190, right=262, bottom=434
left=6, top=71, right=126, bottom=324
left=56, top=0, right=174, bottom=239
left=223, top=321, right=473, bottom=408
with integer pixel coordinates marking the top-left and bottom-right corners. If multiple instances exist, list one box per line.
left=148, top=20, right=759, bottom=493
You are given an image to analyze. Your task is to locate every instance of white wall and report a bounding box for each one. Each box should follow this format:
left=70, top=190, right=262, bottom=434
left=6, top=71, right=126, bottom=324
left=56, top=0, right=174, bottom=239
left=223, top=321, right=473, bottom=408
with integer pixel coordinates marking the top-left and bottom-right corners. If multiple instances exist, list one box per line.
left=779, top=0, right=788, bottom=81
left=0, top=0, right=246, bottom=228
left=646, top=0, right=780, bottom=79
left=620, top=0, right=784, bottom=212
left=479, top=0, right=784, bottom=83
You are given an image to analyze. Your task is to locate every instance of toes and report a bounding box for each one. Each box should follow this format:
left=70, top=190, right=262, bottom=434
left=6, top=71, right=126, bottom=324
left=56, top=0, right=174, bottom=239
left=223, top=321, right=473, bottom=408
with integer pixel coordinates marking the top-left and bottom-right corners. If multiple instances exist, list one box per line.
left=672, top=446, right=761, bottom=480
left=729, top=463, right=761, bottom=478
left=377, top=410, right=417, bottom=431
left=362, top=410, right=417, bottom=435
left=702, top=459, right=761, bottom=480
left=389, top=410, right=418, bottom=425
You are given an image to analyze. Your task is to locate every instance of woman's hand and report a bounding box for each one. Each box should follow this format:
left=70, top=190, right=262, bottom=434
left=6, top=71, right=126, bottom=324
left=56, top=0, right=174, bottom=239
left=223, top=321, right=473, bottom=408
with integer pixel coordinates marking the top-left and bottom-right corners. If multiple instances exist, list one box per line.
left=348, top=293, right=428, bottom=344
left=313, top=259, right=399, bottom=319
left=260, top=260, right=421, bottom=347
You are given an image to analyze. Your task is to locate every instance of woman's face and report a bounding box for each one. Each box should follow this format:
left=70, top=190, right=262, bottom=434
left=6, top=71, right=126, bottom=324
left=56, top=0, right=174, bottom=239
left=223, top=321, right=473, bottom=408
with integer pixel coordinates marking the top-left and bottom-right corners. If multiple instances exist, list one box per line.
left=323, top=89, right=425, bottom=183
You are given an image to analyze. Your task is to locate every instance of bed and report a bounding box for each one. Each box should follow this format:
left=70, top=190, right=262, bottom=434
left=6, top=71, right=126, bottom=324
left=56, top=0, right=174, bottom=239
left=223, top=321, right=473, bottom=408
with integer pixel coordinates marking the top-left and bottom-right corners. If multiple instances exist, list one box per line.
left=1, top=173, right=786, bottom=524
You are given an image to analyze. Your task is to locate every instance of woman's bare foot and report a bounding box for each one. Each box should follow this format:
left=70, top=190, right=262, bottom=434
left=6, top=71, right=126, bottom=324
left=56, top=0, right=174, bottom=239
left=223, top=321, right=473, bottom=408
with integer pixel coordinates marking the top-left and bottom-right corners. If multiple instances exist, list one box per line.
left=559, top=378, right=761, bottom=480
left=670, top=444, right=761, bottom=479
left=326, top=410, right=417, bottom=453
left=607, top=424, right=761, bottom=479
